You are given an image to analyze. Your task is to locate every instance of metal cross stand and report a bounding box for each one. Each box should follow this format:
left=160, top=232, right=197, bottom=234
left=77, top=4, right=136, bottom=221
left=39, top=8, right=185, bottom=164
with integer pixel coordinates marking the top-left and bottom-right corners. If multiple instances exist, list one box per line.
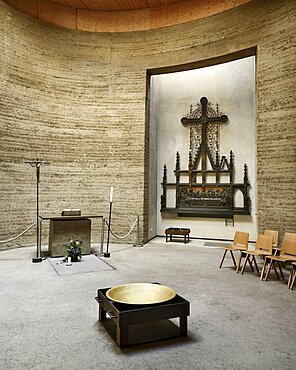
left=26, top=158, right=49, bottom=263
left=104, top=187, right=113, bottom=258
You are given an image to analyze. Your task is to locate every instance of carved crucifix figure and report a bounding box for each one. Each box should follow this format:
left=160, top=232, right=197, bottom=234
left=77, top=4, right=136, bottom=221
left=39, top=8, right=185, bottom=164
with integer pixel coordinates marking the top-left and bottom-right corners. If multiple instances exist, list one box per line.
left=181, top=97, right=228, bottom=185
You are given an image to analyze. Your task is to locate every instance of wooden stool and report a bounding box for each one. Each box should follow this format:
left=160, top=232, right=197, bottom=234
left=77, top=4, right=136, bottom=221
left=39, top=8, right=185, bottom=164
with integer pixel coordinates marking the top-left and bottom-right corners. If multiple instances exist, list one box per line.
left=165, top=228, right=191, bottom=244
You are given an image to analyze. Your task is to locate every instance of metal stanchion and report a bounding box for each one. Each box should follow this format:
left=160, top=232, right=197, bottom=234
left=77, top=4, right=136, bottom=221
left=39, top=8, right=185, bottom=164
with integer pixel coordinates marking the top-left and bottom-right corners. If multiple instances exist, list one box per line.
left=100, top=217, right=105, bottom=256
left=133, top=215, right=143, bottom=247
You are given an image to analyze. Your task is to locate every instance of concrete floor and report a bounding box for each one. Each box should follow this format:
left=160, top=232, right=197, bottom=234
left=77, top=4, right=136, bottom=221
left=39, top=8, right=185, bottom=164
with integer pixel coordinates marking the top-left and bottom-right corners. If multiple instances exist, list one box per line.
left=0, top=238, right=295, bottom=370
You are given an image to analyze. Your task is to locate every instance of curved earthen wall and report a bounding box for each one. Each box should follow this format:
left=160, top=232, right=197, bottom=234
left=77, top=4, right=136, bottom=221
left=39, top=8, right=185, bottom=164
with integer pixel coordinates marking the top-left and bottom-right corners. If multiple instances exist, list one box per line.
left=0, top=0, right=295, bottom=248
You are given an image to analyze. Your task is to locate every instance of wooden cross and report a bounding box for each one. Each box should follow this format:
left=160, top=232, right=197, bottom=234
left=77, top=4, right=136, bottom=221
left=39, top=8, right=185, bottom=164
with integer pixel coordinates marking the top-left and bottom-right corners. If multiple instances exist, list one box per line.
left=181, top=97, right=228, bottom=182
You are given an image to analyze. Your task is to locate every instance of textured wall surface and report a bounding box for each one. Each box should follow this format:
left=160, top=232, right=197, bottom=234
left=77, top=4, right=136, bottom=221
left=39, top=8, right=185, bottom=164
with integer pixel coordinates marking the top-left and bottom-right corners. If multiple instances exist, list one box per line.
left=0, top=0, right=295, bottom=249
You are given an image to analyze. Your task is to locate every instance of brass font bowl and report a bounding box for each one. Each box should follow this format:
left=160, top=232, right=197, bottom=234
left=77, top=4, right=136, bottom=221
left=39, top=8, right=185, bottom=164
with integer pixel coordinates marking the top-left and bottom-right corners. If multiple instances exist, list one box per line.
left=106, top=283, right=176, bottom=305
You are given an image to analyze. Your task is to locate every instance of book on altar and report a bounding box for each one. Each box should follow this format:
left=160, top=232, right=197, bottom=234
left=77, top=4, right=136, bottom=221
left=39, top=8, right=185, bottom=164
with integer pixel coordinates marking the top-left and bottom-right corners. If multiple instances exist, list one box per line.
left=61, top=209, right=81, bottom=216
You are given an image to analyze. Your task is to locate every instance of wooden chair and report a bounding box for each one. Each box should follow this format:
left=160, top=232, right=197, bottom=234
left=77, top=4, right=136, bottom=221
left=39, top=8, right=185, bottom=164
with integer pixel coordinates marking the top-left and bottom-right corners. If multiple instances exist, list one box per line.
left=261, top=229, right=280, bottom=277
left=239, top=234, right=273, bottom=277
left=264, top=229, right=278, bottom=252
left=261, top=232, right=296, bottom=281
left=237, top=230, right=278, bottom=273
left=287, top=262, right=296, bottom=290
left=219, top=231, right=249, bottom=269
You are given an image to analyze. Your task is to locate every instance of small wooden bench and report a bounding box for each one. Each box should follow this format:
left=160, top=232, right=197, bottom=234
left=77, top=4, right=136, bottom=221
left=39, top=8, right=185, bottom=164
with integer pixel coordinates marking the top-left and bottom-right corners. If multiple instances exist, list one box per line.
left=165, top=228, right=191, bottom=244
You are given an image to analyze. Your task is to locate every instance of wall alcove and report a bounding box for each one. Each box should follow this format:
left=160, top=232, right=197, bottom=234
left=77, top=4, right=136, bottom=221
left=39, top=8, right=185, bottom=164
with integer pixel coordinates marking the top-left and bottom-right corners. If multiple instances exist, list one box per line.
left=148, top=54, right=256, bottom=241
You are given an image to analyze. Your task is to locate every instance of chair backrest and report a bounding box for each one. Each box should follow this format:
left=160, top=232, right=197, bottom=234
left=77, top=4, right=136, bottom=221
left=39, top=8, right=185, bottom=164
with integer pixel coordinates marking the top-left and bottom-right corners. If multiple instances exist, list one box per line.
left=233, top=231, right=249, bottom=249
left=281, top=233, right=296, bottom=256
left=255, top=234, right=273, bottom=253
left=264, top=229, right=278, bottom=247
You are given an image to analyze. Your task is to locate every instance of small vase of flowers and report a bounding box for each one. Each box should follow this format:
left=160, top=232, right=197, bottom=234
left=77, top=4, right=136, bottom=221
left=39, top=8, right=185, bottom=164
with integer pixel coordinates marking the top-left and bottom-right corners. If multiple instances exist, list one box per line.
left=64, top=237, right=83, bottom=262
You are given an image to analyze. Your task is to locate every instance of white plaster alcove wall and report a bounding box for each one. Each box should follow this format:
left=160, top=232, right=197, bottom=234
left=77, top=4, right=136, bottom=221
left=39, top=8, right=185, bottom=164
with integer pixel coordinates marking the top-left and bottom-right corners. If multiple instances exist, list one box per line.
left=149, top=56, right=257, bottom=241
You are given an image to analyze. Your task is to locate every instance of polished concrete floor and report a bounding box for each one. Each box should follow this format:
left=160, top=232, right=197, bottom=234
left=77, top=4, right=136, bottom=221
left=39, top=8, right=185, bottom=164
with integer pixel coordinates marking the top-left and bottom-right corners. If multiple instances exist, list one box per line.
left=0, top=238, right=295, bottom=370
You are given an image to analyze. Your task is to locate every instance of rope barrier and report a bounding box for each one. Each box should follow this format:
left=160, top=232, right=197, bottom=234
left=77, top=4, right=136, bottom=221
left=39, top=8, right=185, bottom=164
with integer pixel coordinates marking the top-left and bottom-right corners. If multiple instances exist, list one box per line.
left=0, top=222, right=37, bottom=244
left=104, top=217, right=138, bottom=240
left=1, top=215, right=140, bottom=247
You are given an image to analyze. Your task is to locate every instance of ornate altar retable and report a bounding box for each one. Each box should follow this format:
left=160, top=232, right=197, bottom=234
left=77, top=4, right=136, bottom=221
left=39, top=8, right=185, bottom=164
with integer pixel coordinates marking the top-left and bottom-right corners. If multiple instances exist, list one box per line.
left=161, top=96, right=251, bottom=219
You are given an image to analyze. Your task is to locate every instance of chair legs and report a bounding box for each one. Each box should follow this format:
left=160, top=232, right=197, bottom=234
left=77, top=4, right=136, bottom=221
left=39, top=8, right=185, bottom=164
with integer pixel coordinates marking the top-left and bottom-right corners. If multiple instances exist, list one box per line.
left=219, top=249, right=237, bottom=269
left=264, top=258, right=274, bottom=281
left=240, top=254, right=259, bottom=275
left=241, top=254, right=249, bottom=274
left=252, top=256, right=259, bottom=273
left=236, top=253, right=243, bottom=273
left=262, top=258, right=286, bottom=282
left=227, top=252, right=296, bottom=289
left=277, top=262, right=285, bottom=280
left=219, top=249, right=227, bottom=268
left=288, top=265, right=296, bottom=290
left=230, top=251, right=237, bottom=268
left=273, top=264, right=280, bottom=279
left=260, top=257, right=268, bottom=280
left=290, top=272, right=296, bottom=290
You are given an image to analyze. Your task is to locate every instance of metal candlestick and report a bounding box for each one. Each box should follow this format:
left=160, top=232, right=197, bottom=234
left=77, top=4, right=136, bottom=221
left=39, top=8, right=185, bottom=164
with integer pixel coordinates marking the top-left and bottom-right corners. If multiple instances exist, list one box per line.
left=104, top=201, right=112, bottom=258
left=26, top=158, right=49, bottom=263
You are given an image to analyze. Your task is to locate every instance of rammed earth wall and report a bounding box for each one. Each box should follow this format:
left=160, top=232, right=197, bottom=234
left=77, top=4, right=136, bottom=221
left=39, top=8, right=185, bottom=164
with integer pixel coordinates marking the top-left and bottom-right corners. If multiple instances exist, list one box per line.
left=0, top=0, right=295, bottom=248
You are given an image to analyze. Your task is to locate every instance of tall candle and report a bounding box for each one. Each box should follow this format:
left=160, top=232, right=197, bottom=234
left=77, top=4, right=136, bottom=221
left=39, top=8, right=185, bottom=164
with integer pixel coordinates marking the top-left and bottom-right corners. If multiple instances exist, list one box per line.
left=109, top=186, right=113, bottom=203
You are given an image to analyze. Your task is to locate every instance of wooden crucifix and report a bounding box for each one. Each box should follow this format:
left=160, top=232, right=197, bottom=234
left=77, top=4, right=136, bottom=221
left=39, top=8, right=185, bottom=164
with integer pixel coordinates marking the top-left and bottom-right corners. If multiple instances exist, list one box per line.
left=181, top=96, right=228, bottom=185
left=161, top=95, right=250, bottom=218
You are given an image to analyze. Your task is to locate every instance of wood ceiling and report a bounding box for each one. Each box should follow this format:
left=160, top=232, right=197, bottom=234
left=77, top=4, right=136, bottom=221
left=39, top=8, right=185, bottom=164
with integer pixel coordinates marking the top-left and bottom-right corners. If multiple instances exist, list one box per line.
left=51, top=0, right=183, bottom=11
left=3, top=0, right=253, bottom=32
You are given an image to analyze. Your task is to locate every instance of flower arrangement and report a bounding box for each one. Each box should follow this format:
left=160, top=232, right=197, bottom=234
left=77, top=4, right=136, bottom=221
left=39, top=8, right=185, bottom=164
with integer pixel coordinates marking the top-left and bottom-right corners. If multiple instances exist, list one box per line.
left=63, top=237, right=83, bottom=262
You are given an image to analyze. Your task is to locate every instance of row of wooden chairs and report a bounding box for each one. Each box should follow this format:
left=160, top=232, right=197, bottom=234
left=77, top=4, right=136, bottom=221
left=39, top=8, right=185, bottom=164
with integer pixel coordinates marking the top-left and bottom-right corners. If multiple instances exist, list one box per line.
left=219, top=230, right=296, bottom=290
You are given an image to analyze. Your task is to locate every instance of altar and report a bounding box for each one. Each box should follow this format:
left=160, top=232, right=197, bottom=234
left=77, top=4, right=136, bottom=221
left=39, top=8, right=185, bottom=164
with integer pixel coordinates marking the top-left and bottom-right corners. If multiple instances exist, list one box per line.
left=39, top=214, right=103, bottom=257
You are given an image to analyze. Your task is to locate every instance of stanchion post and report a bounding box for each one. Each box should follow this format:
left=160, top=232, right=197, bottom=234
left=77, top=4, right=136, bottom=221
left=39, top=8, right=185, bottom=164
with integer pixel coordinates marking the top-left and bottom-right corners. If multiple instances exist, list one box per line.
left=38, top=217, right=42, bottom=257
left=100, top=217, right=105, bottom=256
left=133, top=215, right=143, bottom=247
